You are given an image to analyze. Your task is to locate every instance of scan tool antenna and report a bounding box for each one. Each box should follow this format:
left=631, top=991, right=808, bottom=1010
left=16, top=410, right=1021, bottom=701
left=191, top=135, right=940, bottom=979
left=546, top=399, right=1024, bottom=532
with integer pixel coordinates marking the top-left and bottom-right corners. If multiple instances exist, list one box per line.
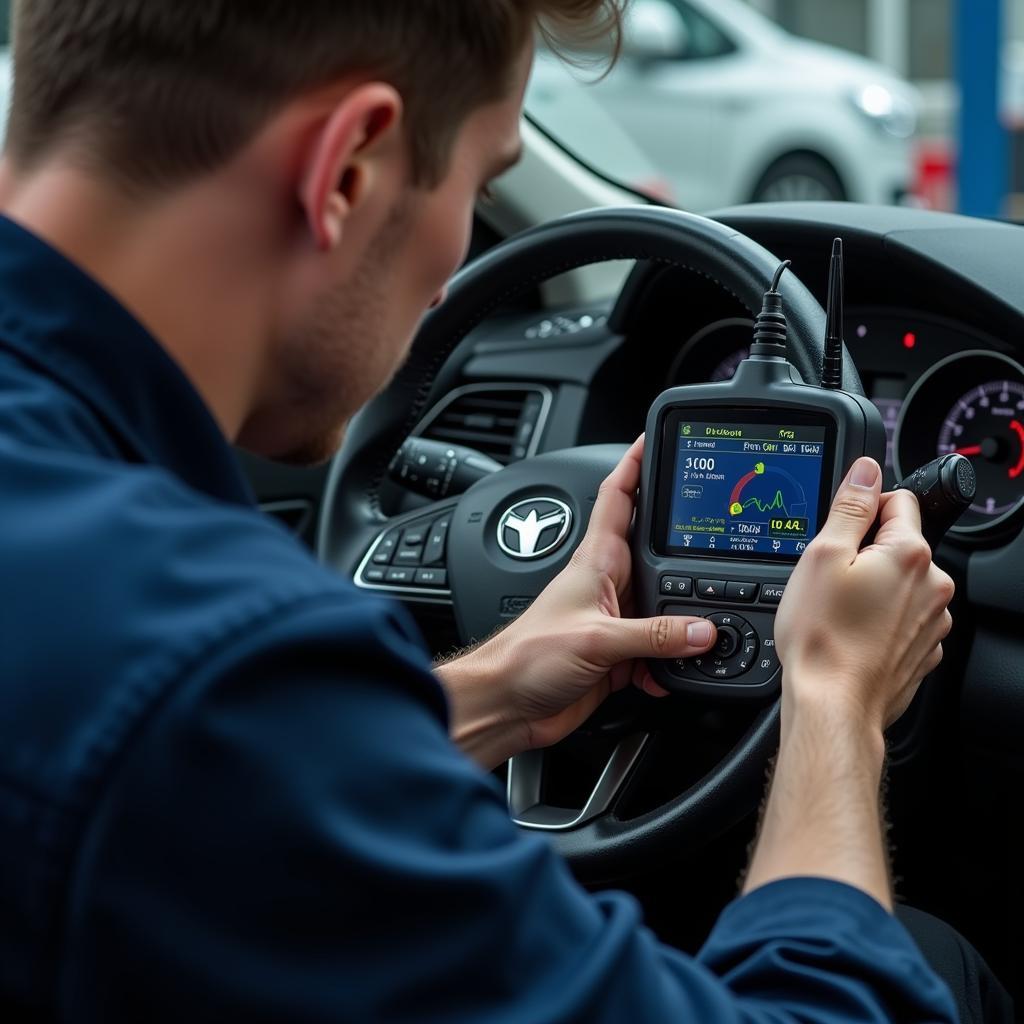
left=821, top=238, right=845, bottom=390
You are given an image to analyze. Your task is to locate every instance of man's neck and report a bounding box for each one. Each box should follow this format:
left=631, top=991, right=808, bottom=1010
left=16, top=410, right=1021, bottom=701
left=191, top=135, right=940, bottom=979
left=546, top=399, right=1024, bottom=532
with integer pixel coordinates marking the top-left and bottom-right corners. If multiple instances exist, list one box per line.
left=0, top=158, right=272, bottom=441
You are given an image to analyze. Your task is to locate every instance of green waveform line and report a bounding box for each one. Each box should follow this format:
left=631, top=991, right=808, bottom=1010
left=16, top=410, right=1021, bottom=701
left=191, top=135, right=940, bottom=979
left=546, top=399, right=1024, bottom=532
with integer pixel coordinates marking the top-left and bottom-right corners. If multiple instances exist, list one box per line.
left=742, top=490, right=787, bottom=515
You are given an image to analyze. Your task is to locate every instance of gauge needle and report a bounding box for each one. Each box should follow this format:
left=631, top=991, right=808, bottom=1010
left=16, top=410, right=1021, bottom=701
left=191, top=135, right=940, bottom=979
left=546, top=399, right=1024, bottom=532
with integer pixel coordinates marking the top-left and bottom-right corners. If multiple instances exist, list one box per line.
left=954, top=445, right=983, bottom=457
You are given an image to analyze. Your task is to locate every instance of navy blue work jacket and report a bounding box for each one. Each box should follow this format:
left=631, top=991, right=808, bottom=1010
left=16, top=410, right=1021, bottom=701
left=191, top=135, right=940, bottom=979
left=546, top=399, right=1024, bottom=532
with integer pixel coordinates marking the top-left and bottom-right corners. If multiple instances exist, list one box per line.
left=0, top=215, right=957, bottom=1022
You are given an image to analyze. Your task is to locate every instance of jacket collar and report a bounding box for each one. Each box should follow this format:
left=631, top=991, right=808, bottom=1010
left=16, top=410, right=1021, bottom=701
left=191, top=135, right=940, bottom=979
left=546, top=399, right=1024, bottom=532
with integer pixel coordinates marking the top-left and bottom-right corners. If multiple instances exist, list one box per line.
left=0, top=215, right=254, bottom=507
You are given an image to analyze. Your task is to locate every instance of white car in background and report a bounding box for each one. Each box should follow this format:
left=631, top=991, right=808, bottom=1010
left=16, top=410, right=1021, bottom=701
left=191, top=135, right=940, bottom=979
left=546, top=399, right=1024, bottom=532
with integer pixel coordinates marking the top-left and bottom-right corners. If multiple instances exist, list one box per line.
left=0, top=48, right=10, bottom=145
left=526, top=0, right=920, bottom=211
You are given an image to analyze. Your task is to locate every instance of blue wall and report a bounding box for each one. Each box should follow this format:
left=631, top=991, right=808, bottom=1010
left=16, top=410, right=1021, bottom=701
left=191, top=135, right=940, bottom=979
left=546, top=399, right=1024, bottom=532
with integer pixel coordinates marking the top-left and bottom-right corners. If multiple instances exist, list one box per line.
left=956, top=0, right=1008, bottom=217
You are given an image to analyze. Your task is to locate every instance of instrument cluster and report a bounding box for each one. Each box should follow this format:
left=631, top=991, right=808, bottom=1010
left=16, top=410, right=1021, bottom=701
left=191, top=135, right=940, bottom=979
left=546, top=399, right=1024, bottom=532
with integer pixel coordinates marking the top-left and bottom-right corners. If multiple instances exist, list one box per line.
left=668, top=311, right=1024, bottom=539
left=897, top=351, right=1024, bottom=534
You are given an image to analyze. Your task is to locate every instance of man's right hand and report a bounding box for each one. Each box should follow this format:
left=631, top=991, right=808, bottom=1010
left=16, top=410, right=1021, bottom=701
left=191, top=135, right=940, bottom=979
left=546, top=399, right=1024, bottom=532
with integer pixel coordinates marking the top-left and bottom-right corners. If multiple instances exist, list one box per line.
left=745, top=457, right=955, bottom=909
left=775, top=457, right=955, bottom=731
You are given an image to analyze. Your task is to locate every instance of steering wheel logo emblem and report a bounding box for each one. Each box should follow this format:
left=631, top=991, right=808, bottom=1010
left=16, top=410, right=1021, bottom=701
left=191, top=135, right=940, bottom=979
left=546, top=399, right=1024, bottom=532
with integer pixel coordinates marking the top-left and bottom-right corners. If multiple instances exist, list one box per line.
left=497, top=499, right=573, bottom=560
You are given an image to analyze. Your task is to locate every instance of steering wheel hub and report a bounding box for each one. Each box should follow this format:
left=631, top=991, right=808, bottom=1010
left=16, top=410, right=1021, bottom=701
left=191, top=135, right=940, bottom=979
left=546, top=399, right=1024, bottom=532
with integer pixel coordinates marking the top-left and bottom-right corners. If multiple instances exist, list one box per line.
left=448, top=446, right=625, bottom=643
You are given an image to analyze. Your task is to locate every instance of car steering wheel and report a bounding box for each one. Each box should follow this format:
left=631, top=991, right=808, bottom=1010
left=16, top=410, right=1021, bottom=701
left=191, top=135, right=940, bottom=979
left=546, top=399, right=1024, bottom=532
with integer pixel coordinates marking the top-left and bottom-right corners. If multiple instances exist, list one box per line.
left=319, top=206, right=860, bottom=881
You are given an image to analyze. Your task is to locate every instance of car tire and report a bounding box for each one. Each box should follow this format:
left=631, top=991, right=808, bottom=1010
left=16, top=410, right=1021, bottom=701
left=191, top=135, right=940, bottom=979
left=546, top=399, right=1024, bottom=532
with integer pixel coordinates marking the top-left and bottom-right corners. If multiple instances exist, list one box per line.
left=751, top=153, right=847, bottom=203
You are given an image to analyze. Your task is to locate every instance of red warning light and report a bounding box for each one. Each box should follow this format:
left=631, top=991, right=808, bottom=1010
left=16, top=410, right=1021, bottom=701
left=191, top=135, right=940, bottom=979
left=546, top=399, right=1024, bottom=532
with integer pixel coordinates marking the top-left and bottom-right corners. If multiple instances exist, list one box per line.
left=902, top=332, right=917, bottom=350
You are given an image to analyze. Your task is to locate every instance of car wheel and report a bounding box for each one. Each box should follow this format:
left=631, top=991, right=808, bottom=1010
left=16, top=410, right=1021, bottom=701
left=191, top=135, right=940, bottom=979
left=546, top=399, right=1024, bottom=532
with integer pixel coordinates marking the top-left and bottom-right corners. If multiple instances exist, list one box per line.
left=751, top=153, right=847, bottom=203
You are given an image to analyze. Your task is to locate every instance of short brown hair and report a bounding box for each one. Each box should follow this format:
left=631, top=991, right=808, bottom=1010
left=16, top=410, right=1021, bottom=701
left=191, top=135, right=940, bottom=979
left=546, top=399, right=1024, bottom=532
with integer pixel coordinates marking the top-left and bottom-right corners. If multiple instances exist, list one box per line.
left=7, top=1, right=626, bottom=192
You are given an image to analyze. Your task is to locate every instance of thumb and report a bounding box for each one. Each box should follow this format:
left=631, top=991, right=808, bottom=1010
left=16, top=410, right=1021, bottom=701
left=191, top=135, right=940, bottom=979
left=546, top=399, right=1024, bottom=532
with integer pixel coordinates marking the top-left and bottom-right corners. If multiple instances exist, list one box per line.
left=597, top=615, right=716, bottom=665
left=815, top=457, right=882, bottom=554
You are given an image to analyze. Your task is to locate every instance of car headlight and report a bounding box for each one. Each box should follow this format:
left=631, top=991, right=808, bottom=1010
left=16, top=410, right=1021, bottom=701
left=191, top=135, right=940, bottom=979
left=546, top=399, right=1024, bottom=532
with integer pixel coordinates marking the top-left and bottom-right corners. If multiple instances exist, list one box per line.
left=850, top=84, right=918, bottom=139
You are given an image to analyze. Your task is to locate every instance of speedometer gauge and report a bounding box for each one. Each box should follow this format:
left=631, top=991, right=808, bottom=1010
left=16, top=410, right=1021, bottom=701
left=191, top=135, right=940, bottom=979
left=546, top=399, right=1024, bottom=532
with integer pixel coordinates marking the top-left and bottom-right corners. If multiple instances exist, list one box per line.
left=895, top=350, right=1024, bottom=536
left=938, top=382, right=1024, bottom=518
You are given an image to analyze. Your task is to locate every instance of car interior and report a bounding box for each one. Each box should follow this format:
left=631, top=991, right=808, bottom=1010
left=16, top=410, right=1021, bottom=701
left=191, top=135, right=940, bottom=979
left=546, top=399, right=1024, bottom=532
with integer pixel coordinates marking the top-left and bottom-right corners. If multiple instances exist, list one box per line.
left=240, top=117, right=1024, bottom=1006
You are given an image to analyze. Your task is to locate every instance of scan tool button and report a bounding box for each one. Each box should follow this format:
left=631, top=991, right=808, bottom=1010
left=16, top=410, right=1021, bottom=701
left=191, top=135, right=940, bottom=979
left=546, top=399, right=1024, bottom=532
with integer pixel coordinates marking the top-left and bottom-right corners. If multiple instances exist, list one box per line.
left=726, top=582, right=758, bottom=602
left=697, top=579, right=727, bottom=600
left=742, top=633, right=780, bottom=684
left=660, top=576, right=693, bottom=598
left=713, top=626, right=741, bottom=659
left=760, top=584, right=786, bottom=605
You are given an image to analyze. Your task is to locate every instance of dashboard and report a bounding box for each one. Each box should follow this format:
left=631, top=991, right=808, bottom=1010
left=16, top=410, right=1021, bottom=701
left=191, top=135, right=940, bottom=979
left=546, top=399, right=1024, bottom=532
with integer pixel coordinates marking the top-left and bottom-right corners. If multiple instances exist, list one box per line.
left=440, top=204, right=1024, bottom=560
left=669, top=309, right=1024, bottom=535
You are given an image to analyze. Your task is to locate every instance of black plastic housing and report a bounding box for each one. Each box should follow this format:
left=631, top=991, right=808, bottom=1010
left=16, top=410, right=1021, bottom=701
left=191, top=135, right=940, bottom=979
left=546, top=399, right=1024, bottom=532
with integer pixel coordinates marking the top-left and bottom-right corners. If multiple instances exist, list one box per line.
left=633, top=353, right=886, bottom=698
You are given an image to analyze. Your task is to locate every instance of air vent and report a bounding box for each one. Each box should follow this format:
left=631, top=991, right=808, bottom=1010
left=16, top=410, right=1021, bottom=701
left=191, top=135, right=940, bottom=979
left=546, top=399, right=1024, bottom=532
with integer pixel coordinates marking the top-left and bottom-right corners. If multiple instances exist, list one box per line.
left=417, top=385, right=551, bottom=465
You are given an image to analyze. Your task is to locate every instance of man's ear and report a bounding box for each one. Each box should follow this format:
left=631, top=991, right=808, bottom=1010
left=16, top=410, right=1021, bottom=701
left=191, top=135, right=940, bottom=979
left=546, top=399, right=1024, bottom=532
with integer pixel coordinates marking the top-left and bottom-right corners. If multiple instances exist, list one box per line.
left=298, top=82, right=403, bottom=252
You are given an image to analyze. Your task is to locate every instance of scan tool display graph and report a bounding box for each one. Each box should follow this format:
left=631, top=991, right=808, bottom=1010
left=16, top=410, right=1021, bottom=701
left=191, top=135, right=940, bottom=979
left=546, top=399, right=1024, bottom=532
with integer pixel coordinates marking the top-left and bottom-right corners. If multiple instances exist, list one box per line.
left=667, top=420, right=828, bottom=559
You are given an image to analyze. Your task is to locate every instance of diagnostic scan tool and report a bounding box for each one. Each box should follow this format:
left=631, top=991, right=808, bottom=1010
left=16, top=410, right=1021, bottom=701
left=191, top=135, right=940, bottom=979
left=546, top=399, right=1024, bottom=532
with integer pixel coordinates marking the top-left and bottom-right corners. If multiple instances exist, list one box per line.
left=633, top=242, right=973, bottom=698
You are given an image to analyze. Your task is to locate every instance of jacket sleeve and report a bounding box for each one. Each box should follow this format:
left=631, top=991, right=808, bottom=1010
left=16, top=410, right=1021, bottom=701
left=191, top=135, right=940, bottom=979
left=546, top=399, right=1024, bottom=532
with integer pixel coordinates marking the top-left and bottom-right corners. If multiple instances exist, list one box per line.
left=57, top=594, right=958, bottom=1024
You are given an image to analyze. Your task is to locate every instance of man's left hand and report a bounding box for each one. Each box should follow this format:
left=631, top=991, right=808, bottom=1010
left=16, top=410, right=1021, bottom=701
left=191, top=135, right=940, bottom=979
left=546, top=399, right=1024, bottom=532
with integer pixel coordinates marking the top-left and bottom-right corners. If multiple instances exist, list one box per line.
left=437, top=437, right=716, bottom=770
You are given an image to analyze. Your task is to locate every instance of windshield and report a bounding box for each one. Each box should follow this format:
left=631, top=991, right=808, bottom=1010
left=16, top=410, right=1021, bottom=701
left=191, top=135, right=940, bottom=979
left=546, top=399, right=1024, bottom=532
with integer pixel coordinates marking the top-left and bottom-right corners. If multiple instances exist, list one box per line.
left=526, top=0, right=1019, bottom=219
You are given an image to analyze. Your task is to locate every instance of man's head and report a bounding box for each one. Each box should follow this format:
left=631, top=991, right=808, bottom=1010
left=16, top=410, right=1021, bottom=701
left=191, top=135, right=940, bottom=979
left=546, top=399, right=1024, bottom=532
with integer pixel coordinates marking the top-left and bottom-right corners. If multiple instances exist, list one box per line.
left=4, top=1, right=625, bottom=463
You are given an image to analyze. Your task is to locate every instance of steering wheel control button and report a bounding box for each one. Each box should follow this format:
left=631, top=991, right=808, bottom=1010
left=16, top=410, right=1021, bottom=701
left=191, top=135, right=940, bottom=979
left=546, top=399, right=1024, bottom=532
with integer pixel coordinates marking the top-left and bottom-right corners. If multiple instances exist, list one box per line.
left=372, top=531, right=401, bottom=565
left=363, top=568, right=386, bottom=584
left=415, top=568, right=448, bottom=588
left=660, top=575, right=693, bottom=597
left=385, top=567, right=416, bottom=585
left=725, top=581, right=758, bottom=602
left=759, top=583, right=786, bottom=605
left=402, top=527, right=427, bottom=547
left=394, top=546, right=424, bottom=566
left=696, top=579, right=727, bottom=600
left=423, top=515, right=451, bottom=566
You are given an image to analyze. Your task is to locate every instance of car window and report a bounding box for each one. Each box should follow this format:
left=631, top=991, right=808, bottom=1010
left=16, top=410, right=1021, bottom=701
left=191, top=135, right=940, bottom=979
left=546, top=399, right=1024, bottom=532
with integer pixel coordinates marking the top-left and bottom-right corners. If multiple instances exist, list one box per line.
left=524, top=0, right=1018, bottom=220
left=0, top=1, right=10, bottom=48
left=672, top=0, right=736, bottom=61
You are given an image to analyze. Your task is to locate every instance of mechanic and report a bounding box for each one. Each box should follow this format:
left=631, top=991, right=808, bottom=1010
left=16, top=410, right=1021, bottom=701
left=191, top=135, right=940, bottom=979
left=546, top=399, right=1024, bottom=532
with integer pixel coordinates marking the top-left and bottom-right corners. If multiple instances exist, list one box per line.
left=0, top=2, right=1012, bottom=1022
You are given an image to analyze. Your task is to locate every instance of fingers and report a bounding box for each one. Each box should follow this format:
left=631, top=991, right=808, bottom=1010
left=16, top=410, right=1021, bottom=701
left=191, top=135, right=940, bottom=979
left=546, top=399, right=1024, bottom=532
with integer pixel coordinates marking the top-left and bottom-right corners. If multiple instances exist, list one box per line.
left=582, top=435, right=645, bottom=545
left=596, top=614, right=716, bottom=666
left=639, top=676, right=671, bottom=698
left=813, top=458, right=882, bottom=558
left=920, top=643, right=945, bottom=677
left=631, top=659, right=671, bottom=698
left=895, top=572, right=952, bottom=672
left=929, top=564, right=956, bottom=615
left=874, top=488, right=924, bottom=548
left=887, top=644, right=945, bottom=727
left=878, top=486, right=923, bottom=531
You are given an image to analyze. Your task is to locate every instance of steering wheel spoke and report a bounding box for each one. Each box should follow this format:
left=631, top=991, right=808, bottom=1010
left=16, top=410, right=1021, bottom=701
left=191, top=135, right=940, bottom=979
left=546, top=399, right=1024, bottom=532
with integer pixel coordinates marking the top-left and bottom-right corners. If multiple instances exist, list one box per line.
left=508, top=733, right=651, bottom=832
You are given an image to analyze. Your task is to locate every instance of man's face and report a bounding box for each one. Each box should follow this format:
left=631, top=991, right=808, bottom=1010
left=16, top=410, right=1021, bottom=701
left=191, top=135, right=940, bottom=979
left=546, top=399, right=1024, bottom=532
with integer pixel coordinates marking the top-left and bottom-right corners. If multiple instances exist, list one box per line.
left=248, top=51, right=530, bottom=465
